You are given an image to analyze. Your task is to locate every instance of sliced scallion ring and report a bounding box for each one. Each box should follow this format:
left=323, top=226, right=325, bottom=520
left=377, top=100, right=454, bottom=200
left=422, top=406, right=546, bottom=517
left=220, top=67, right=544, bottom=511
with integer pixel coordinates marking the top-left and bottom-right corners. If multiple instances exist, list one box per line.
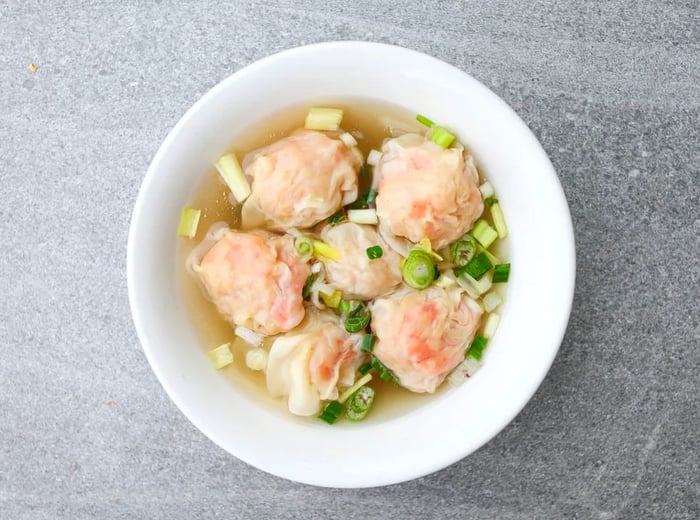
left=345, top=386, right=375, bottom=421
left=294, top=235, right=314, bottom=259
left=451, top=235, right=478, bottom=267
left=402, top=248, right=436, bottom=289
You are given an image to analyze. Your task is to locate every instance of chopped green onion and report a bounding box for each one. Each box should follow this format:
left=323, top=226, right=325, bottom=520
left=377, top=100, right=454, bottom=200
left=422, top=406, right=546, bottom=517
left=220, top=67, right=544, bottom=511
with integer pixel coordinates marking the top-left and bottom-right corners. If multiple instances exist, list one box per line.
left=358, top=361, right=372, bottom=375
left=348, top=187, right=377, bottom=210
left=471, top=220, right=498, bottom=248
left=305, top=107, right=343, bottom=131
left=245, top=348, right=268, bottom=371
left=402, top=248, right=436, bottom=290
left=484, top=196, right=498, bottom=208
left=448, top=357, right=483, bottom=386
left=435, top=270, right=458, bottom=289
left=345, top=386, right=375, bottom=421
left=429, top=126, right=456, bottom=148
left=302, top=273, right=316, bottom=298
left=482, top=312, right=500, bottom=339
left=177, top=207, right=201, bottom=238
left=479, top=181, right=495, bottom=198
left=360, top=334, right=376, bottom=353
left=416, top=238, right=443, bottom=261
left=482, top=291, right=503, bottom=312
left=456, top=251, right=493, bottom=280
left=320, top=289, right=342, bottom=309
left=328, top=211, right=346, bottom=226
left=207, top=343, right=233, bottom=369
left=364, top=188, right=378, bottom=207
left=312, top=239, right=342, bottom=261
left=215, top=153, right=251, bottom=203
left=294, top=235, right=313, bottom=259
left=366, top=245, right=383, bottom=259
left=479, top=246, right=501, bottom=266
left=338, top=299, right=355, bottom=315
left=493, top=263, right=511, bottom=283
left=344, top=303, right=371, bottom=333
left=467, top=335, right=488, bottom=360
left=370, top=356, right=399, bottom=385
left=235, top=325, right=263, bottom=346
left=367, top=150, right=383, bottom=166
left=347, top=208, right=378, bottom=225
left=318, top=400, right=344, bottom=424
left=416, top=114, right=435, bottom=127
left=339, top=132, right=357, bottom=147
left=455, top=269, right=492, bottom=298
left=358, top=163, right=374, bottom=189
left=339, top=373, right=373, bottom=403
left=451, top=235, right=478, bottom=267
left=491, top=202, right=508, bottom=239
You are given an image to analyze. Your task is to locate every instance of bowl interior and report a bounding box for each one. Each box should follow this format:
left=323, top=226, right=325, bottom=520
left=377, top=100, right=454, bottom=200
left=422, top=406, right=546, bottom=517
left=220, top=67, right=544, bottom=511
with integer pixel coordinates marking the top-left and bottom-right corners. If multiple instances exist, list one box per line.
left=127, top=42, right=575, bottom=488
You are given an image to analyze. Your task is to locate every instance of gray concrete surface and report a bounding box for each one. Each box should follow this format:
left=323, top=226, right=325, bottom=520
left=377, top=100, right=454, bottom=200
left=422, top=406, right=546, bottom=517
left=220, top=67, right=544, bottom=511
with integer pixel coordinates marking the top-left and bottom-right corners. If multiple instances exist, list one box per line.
left=1, top=1, right=698, bottom=518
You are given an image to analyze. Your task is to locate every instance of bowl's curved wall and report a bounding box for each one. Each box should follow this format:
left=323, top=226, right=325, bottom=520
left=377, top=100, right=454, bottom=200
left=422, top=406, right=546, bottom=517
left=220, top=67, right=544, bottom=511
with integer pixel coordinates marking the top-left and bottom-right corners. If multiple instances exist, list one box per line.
left=127, top=41, right=575, bottom=488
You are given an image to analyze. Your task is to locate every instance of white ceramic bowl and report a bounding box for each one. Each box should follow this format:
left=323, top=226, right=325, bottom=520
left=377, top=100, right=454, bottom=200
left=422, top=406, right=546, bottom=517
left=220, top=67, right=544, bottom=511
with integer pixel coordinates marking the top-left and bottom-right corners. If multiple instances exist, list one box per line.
left=127, top=41, right=575, bottom=488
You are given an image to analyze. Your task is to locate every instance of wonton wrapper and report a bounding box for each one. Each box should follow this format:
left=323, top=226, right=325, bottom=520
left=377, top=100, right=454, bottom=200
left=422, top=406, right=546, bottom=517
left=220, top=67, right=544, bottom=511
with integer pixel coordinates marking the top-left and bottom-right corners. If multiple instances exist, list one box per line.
left=369, top=285, right=483, bottom=393
left=375, top=133, right=483, bottom=249
left=266, top=309, right=365, bottom=416
left=242, top=130, right=362, bottom=231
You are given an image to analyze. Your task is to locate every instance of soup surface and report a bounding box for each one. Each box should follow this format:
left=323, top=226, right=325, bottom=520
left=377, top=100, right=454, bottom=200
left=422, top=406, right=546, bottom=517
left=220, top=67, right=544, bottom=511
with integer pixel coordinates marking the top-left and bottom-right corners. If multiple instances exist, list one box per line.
left=177, top=99, right=508, bottom=422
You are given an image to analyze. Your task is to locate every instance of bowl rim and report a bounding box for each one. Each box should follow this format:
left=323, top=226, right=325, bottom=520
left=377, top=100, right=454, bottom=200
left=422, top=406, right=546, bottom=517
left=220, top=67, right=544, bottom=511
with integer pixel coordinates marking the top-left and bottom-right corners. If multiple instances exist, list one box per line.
left=127, top=40, right=576, bottom=487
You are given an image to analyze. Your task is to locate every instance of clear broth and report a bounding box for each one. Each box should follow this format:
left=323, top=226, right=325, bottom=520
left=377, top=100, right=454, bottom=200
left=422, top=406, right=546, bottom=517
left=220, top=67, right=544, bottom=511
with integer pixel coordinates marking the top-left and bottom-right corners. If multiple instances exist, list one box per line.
left=177, top=98, right=508, bottom=422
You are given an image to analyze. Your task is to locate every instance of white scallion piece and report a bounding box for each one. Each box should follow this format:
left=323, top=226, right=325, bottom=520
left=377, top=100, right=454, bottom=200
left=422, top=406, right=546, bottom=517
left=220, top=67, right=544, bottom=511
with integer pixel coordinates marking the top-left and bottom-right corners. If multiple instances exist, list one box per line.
left=245, top=348, right=268, bottom=371
left=215, top=153, right=251, bottom=203
left=347, top=208, right=378, bottom=225
left=479, top=181, right=495, bottom=198
left=339, top=373, right=373, bottom=403
left=463, top=356, right=482, bottom=377
left=235, top=326, right=263, bottom=346
left=455, top=275, right=480, bottom=299
left=482, top=291, right=503, bottom=312
left=207, top=343, right=233, bottom=369
left=339, top=132, right=357, bottom=147
left=178, top=207, right=201, bottom=238
left=367, top=149, right=383, bottom=166
left=435, top=271, right=458, bottom=289
left=304, top=107, right=344, bottom=131
left=482, top=312, right=501, bottom=339
left=311, top=262, right=322, bottom=274
left=448, top=362, right=469, bottom=386
left=447, top=356, right=482, bottom=386
left=491, top=202, right=508, bottom=239
left=457, top=270, right=492, bottom=298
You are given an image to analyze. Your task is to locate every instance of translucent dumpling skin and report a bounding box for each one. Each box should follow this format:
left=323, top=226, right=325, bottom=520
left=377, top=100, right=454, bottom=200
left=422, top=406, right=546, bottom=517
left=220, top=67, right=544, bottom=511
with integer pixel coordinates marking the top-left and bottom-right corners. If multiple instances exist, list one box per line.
left=266, top=310, right=365, bottom=416
left=198, top=230, right=310, bottom=335
left=320, top=222, right=402, bottom=300
left=369, top=285, right=483, bottom=393
left=375, top=134, right=484, bottom=249
left=241, top=130, right=362, bottom=231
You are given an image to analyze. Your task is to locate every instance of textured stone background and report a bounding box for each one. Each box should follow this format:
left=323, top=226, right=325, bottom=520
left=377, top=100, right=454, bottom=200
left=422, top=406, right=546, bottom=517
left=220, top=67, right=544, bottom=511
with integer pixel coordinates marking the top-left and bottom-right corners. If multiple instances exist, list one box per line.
left=1, top=1, right=698, bottom=518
